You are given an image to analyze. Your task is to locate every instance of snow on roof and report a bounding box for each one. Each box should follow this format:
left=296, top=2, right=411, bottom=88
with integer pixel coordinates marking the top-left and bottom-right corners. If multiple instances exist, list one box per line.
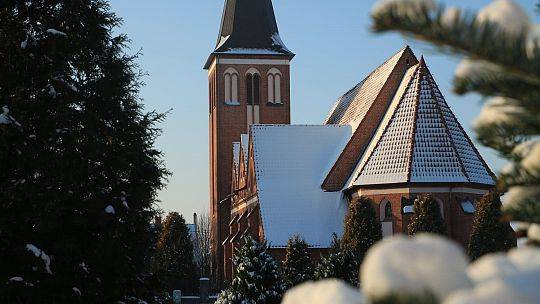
left=250, top=124, right=351, bottom=248
left=232, top=142, right=241, bottom=172
left=324, top=47, right=415, bottom=128
left=240, top=134, right=249, bottom=167
left=352, top=58, right=495, bottom=187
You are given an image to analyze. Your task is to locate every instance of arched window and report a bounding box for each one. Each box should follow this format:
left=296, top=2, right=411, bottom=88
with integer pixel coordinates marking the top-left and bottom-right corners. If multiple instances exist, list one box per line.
left=434, top=197, right=445, bottom=218
left=246, top=68, right=260, bottom=106
left=380, top=199, right=392, bottom=221
left=385, top=202, right=392, bottom=219
left=224, top=68, right=239, bottom=105
left=267, top=68, right=282, bottom=104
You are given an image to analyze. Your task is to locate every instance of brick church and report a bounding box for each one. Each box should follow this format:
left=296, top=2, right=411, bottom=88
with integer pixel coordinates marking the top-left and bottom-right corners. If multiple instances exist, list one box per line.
left=205, top=0, right=496, bottom=282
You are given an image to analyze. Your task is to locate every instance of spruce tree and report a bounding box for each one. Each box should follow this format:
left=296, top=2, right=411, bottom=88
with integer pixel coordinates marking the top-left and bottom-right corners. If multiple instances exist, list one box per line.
left=0, top=1, right=168, bottom=302
left=342, top=196, right=383, bottom=265
left=216, top=236, right=284, bottom=304
left=153, top=212, right=197, bottom=293
left=371, top=0, right=540, bottom=238
left=283, top=235, right=314, bottom=289
left=314, top=234, right=359, bottom=287
left=408, top=194, right=446, bottom=236
left=468, top=192, right=515, bottom=260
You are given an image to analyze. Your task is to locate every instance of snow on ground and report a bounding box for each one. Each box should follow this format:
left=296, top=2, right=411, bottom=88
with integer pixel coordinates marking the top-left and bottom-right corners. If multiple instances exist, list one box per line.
left=46, top=29, right=67, bottom=37
left=105, top=205, right=116, bottom=214
left=361, top=234, right=470, bottom=301
left=282, top=279, right=364, bottom=304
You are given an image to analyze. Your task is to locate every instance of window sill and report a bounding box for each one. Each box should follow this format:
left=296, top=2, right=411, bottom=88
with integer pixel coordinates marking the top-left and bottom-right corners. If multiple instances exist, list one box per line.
left=225, top=101, right=240, bottom=106
left=266, top=101, right=284, bottom=106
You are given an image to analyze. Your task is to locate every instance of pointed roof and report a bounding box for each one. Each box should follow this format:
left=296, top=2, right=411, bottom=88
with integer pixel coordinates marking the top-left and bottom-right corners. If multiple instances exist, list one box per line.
left=351, top=58, right=495, bottom=186
left=204, top=0, right=294, bottom=69
left=325, top=46, right=417, bottom=127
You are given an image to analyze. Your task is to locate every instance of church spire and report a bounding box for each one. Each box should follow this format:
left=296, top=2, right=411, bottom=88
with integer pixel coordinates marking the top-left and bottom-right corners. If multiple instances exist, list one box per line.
left=205, top=0, right=294, bottom=69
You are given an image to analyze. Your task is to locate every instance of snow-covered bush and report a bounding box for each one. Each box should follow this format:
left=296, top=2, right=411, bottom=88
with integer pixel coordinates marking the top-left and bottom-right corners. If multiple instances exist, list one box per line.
left=282, top=279, right=364, bottom=304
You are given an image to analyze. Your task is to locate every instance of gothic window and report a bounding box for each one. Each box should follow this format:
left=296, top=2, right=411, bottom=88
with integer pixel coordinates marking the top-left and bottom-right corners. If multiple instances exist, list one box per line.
left=224, top=68, right=239, bottom=105
left=246, top=68, right=260, bottom=106
left=385, top=202, right=392, bottom=219
left=380, top=199, right=392, bottom=221
left=267, top=68, right=282, bottom=104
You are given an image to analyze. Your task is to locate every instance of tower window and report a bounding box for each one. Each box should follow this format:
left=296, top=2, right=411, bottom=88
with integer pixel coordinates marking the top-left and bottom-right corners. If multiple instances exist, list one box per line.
left=267, top=68, right=282, bottom=104
left=246, top=68, right=260, bottom=106
left=224, top=68, right=239, bottom=105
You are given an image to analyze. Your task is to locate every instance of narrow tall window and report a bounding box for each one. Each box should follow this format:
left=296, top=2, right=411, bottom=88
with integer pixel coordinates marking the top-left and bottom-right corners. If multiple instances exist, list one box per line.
left=267, top=68, right=282, bottom=104
left=246, top=68, right=261, bottom=126
left=224, top=68, right=239, bottom=105
left=385, top=202, right=392, bottom=219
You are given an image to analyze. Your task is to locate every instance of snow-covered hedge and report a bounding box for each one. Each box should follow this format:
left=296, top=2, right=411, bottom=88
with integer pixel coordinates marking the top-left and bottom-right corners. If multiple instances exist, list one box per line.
left=282, top=234, right=540, bottom=304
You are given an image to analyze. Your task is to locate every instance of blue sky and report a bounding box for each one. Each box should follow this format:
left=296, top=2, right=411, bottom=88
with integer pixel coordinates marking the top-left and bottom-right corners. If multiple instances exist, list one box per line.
left=109, top=0, right=537, bottom=222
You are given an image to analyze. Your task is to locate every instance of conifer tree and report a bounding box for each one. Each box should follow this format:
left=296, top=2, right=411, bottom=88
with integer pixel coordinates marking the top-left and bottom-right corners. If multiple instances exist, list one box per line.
left=371, top=0, right=540, bottom=238
left=283, top=235, right=314, bottom=289
left=408, top=194, right=446, bottom=236
left=468, top=193, right=515, bottom=260
left=0, top=1, right=168, bottom=302
left=314, top=234, right=359, bottom=287
left=342, top=196, right=383, bottom=265
left=153, top=212, right=197, bottom=293
left=216, top=236, right=284, bottom=304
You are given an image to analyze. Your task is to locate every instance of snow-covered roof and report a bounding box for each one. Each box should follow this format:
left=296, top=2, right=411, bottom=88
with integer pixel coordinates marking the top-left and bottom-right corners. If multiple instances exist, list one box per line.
left=324, top=46, right=417, bottom=128
left=240, top=134, right=249, bottom=167
left=351, top=58, right=495, bottom=187
left=250, top=124, right=352, bottom=248
left=232, top=142, right=241, bottom=172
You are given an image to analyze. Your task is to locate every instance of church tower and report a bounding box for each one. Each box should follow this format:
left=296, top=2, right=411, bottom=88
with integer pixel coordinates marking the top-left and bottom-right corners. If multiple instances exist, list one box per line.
left=204, top=0, right=294, bottom=282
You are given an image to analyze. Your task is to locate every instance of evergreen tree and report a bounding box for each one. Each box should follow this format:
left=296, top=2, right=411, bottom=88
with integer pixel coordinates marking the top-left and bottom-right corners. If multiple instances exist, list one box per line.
left=314, top=234, right=359, bottom=287
left=468, top=192, right=515, bottom=260
left=216, top=236, right=284, bottom=304
left=283, top=235, right=314, bottom=289
left=342, top=196, right=383, bottom=265
left=153, top=212, right=197, bottom=293
left=371, top=0, right=540, bottom=237
left=0, top=1, right=168, bottom=302
left=408, top=194, right=446, bottom=236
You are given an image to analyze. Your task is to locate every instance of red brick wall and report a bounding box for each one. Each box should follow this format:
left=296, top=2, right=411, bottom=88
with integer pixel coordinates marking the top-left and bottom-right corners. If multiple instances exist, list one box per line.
left=209, top=54, right=292, bottom=283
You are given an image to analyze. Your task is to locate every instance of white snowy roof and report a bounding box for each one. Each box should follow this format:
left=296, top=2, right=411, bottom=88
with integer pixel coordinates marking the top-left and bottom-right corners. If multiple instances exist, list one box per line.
left=232, top=142, right=241, bottom=172
left=324, top=47, right=413, bottom=128
left=240, top=134, right=249, bottom=167
left=351, top=58, right=495, bottom=187
left=250, top=124, right=352, bottom=248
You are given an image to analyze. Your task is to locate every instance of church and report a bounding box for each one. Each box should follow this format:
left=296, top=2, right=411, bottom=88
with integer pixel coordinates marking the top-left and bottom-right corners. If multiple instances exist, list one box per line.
left=205, top=0, right=496, bottom=282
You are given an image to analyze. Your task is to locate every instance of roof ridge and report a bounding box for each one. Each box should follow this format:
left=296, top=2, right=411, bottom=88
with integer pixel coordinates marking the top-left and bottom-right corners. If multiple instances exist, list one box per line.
left=406, top=63, right=423, bottom=182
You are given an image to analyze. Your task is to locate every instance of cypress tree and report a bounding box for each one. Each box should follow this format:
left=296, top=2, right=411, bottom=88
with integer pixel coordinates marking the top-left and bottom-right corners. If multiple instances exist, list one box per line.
left=408, top=194, right=446, bottom=236
left=283, top=235, right=314, bottom=289
left=153, top=212, right=197, bottom=293
left=468, top=192, right=515, bottom=260
left=314, top=234, right=359, bottom=287
left=0, top=1, right=168, bottom=302
left=342, top=196, right=383, bottom=265
left=216, top=236, right=284, bottom=304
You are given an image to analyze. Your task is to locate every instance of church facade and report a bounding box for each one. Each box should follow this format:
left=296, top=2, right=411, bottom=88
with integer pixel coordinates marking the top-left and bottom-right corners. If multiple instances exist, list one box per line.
left=205, top=0, right=495, bottom=283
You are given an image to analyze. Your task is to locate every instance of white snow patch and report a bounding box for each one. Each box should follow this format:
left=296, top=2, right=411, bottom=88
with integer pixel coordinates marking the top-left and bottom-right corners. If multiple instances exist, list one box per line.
left=372, top=0, right=437, bottom=18
left=282, top=279, right=365, bottom=304
left=216, top=35, right=230, bottom=49
left=529, top=224, right=540, bottom=243
left=222, top=48, right=284, bottom=55
left=0, top=105, right=22, bottom=127
left=361, top=234, right=470, bottom=301
left=105, top=205, right=116, bottom=214
left=46, top=29, right=67, bottom=37
left=9, top=277, right=24, bottom=282
left=271, top=33, right=291, bottom=52
left=26, top=244, right=52, bottom=274
left=473, top=97, right=524, bottom=129
left=72, top=287, right=81, bottom=296
left=442, top=7, right=461, bottom=28
left=521, top=141, right=540, bottom=174
left=504, top=186, right=540, bottom=210
left=47, top=85, right=57, bottom=98
left=476, top=0, right=529, bottom=36
left=403, top=205, right=414, bottom=214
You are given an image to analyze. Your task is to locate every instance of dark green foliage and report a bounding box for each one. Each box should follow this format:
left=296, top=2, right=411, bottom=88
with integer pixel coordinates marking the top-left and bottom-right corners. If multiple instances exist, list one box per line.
left=373, top=292, right=438, bottom=304
left=283, top=235, right=314, bottom=289
left=0, top=1, right=168, bottom=302
left=314, top=234, right=359, bottom=287
left=408, top=194, right=446, bottom=236
left=153, top=212, right=197, bottom=293
left=342, top=196, right=383, bottom=265
left=468, top=193, right=515, bottom=260
left=216, top=236, right=284, bottom=304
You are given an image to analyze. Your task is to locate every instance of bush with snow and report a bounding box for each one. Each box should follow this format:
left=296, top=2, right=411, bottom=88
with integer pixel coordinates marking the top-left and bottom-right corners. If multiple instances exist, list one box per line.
left=282, top=279, right=364, bottom=304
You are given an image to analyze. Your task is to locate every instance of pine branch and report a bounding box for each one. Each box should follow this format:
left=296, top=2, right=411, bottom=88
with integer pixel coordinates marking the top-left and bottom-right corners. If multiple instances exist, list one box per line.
left=372, top=3, right=540, bottom=85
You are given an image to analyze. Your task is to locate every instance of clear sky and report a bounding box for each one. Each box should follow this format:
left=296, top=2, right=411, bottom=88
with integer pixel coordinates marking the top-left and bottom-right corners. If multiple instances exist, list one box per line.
left=109, top=0, right=537, bottom=223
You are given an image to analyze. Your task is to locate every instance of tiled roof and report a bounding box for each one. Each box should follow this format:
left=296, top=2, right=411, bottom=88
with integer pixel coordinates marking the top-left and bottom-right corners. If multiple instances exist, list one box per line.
left=352, top=58, right=495, bottom=186
left=324, top=46, right=415, bottom=127
left=232, top=142, right=241, bottom=172
left=250, top=124, right=352, bottom=248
